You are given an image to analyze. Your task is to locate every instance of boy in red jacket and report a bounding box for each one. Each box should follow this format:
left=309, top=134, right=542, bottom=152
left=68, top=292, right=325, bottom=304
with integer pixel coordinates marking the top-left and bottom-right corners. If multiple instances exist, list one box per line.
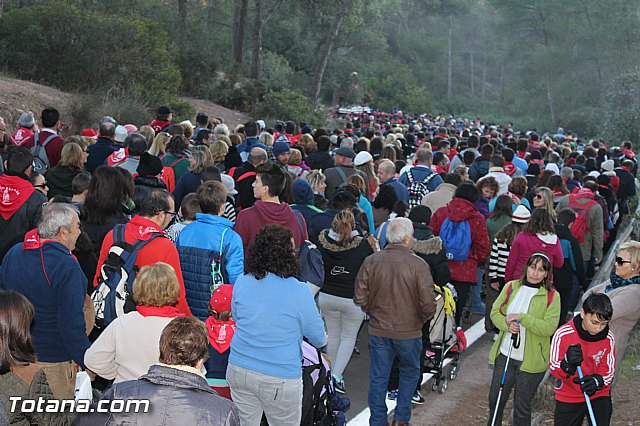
left=550, top=293, right=615, bottom=426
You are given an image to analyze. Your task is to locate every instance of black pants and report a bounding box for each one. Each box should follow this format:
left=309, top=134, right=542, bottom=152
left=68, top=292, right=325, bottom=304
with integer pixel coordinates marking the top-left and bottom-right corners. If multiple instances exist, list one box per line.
left=450, top=280, right=472, bottom=325
left=387, top=321, right=430, bottom=391
left=554, top=396, right=612, bottom=426
left=487, top=354, right=545, bottom=426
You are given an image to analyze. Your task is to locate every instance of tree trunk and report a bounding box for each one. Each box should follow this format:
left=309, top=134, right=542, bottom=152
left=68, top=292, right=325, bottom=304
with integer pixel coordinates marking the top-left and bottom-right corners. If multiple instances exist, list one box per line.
left=582, top=0, right=603, bottom=91
left=250, top=0, right=263, bottom=79
left=545, top=69, right=557, bottom=128
left=309, top=0, right=353, bottom=103
left=205, top=0, right=216, bottom=33
left=177, top=0, right=187, bottom=43
left=232, top=0, right=248, bottom=67
left=447, top=15, right=453, bottom=100
left=481, top=56, right=486, bottom=103
left=250, top=0, right=284, bottom=79
left=470, top=51, right=475, bottom=98
left=499, top=64, right=505, bottom=105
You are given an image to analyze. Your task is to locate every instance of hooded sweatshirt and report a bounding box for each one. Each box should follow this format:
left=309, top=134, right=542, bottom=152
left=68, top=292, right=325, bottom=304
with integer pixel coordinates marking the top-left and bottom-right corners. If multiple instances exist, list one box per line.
left=430, top=197, right=491, bottom=283
left=234, top=200, right=307, bottom=254
left=0, top=172, right=46, bottom=263
left=291, top=180, right=322, bottom=228
left=504, top=231, right=564, bottom=283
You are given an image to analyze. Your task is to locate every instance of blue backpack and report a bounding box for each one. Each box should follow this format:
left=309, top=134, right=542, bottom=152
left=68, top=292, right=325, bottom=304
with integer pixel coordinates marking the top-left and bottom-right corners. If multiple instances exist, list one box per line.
left=440, top=218, right=471, bottom=261
left=91, top=224, right=165, bottom=331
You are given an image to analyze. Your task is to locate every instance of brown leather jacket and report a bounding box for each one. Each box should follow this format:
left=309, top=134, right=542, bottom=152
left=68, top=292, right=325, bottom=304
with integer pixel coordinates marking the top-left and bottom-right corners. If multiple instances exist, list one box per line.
left=354, top=244, right=436, bottom=339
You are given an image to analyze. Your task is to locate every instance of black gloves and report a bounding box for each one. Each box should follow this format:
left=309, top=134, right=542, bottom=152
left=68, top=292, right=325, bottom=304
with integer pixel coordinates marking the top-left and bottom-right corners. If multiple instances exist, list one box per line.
left=573, top=374, right=604, bottom=396
left=560, top=344, right=583, bottom=376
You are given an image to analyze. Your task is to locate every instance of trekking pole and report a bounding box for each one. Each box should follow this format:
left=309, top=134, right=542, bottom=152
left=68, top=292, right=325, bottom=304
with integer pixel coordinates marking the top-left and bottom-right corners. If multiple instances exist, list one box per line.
left=576, top=365, right=598, bottom=426
left=490, top=332, right=519, bottom=426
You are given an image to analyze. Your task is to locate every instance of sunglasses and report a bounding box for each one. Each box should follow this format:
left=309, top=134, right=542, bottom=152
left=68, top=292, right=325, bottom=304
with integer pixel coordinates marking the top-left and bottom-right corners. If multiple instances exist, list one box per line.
left=34, top=183, right=48, bottom=188
left=616, top=256, right=632, bottom=266
left=534, top=194, right=542, bottom=199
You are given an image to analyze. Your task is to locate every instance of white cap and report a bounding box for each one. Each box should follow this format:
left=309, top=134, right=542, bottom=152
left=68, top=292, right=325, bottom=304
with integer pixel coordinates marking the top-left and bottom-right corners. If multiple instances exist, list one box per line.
left=114, top=125, right=128, bottom=143
left=354, top=151, right=373, bottom=166
left=221, top=174, right=237, bottom=196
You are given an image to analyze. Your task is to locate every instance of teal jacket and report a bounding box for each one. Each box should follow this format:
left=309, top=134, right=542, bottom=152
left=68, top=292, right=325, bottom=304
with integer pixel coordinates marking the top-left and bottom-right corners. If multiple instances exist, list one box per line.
left=489, top=280, right=560, bottom=373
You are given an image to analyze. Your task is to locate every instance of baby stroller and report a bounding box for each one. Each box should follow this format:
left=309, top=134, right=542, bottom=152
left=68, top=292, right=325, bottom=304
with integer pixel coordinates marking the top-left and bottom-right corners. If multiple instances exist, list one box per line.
left=423, top=283, right=462, bottom=394
left=260, top=342, right=350, bottom=426
left=301, top=341, right=350, bottom=426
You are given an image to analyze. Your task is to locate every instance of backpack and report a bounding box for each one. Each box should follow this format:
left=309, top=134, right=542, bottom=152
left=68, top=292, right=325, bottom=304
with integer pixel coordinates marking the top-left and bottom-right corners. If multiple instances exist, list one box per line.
left=31, top=132, right=56, bottom=173
left=294, top=211, right=325, bottom=292
left=406, top=169, right=437, bottom=208
left=91, top=224, right=165, bottom=330
left=499, top=281, right=556, bottom=316
left=567, top=194, right=598, bottom=243
left=300, top=348, right=337, bottom=426
left=439, top=218, right=471, bottom=262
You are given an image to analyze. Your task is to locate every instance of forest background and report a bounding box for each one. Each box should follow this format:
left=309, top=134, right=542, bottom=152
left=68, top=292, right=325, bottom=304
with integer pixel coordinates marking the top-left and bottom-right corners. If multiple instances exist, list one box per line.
left=1, top=0, right=640, bottom=143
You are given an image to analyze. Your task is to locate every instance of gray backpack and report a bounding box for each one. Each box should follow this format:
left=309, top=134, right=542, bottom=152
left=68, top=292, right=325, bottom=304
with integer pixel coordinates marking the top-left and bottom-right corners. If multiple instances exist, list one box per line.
left=31, top=132, right=56, bottom=173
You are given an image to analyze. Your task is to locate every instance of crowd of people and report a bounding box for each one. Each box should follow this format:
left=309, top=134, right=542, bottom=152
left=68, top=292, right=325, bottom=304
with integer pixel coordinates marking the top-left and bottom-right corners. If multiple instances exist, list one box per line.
left=0, top=106, right=638, bottom=425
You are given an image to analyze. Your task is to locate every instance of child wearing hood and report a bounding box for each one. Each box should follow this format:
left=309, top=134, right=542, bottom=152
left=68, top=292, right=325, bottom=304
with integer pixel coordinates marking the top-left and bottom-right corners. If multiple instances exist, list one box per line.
left=204, top=284, right=236, bottom=399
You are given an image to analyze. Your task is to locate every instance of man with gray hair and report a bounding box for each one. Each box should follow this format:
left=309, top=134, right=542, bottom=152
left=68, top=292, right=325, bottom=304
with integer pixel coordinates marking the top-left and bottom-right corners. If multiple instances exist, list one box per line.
left=9, top=112, right=37, bottom=146
left=355, top=217, right=436, bottom=426
left=0, top=202, right=91, bottom=400
left=86, top=116, right=119, bottom=173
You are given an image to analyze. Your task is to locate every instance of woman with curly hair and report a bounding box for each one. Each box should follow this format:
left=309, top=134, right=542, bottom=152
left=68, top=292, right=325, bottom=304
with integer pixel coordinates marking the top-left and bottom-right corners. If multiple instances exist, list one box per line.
left=476, top=176, right=499, bottom=219
left=227, top=225, right=326, bottom=425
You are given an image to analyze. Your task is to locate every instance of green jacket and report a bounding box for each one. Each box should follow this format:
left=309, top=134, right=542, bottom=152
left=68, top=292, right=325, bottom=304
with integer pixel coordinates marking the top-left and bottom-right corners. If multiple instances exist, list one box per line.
left=489, top=279, right=560, bottom=373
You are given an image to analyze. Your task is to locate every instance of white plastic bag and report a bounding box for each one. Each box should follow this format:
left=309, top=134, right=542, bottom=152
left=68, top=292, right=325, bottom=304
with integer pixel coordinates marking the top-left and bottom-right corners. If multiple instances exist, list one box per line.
left=75, top=371, right=93, bottom=401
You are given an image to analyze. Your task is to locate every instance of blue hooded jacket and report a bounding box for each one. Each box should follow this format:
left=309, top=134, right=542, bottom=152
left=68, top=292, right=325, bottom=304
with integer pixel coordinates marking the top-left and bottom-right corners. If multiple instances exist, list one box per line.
left=176, top=214, right=244, bottom=320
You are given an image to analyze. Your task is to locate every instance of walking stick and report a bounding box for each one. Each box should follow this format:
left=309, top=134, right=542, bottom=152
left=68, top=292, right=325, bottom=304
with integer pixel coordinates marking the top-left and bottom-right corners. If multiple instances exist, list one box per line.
left=576, top=365, right=598, bottom=426
left=490, top=333, right=519, bottom=426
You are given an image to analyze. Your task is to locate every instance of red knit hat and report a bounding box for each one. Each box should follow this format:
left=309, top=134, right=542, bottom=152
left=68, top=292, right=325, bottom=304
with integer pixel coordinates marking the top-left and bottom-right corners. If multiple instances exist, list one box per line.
left=81, top=128, right=98, bottom=139
left=209, top=284, right=233, bottom=313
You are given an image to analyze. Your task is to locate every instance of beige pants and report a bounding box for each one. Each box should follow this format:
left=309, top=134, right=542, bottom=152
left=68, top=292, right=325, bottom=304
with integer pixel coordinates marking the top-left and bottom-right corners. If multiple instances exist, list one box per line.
left=35, top=361, right=76, bottom=400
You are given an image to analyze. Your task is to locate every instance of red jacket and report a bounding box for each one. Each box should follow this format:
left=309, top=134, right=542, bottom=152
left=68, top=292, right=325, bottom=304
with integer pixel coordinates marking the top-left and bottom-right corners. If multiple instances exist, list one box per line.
left=550, top=316, right=615, bottom=403
left=22, top=130, right=64, bottom=167
left=504, top=231, right=564, bottom=283
left=93, top=215, right=192, bottom=316
left=430, top=197, right=490, bottom=283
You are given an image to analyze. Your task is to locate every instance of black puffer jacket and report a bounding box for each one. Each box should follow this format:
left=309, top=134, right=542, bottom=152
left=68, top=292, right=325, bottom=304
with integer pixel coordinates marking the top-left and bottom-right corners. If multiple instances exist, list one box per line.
left=318, top=230, right=375, bottom=299
left=411, top=223, right=450, bottom=286
left=73, top=365, right=240, bottom=426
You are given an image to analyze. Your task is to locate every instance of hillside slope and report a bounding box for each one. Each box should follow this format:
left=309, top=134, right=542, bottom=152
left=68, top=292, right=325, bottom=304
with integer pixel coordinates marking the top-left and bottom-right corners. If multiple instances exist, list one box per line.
left=0, top=75, right=251, bottom=133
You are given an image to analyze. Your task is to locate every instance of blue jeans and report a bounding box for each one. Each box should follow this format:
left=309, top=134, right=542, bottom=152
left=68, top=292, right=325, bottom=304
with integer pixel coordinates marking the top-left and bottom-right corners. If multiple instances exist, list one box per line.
left=368, top=335, right=422, bottom=425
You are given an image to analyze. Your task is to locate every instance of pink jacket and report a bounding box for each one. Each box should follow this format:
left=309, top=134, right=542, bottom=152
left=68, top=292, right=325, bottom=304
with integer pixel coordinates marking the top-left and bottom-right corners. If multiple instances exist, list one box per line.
left=504, top=231, right=564, bottom=282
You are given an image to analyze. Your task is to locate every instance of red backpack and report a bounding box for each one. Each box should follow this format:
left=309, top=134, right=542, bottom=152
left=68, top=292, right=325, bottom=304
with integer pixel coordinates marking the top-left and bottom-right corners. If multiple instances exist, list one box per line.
left=567, top=194, right=598, bottom=243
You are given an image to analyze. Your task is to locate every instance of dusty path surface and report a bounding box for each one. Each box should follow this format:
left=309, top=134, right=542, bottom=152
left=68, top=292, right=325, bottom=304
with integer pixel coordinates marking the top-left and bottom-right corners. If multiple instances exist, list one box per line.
left=405, top=330, right=640, bottom=426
